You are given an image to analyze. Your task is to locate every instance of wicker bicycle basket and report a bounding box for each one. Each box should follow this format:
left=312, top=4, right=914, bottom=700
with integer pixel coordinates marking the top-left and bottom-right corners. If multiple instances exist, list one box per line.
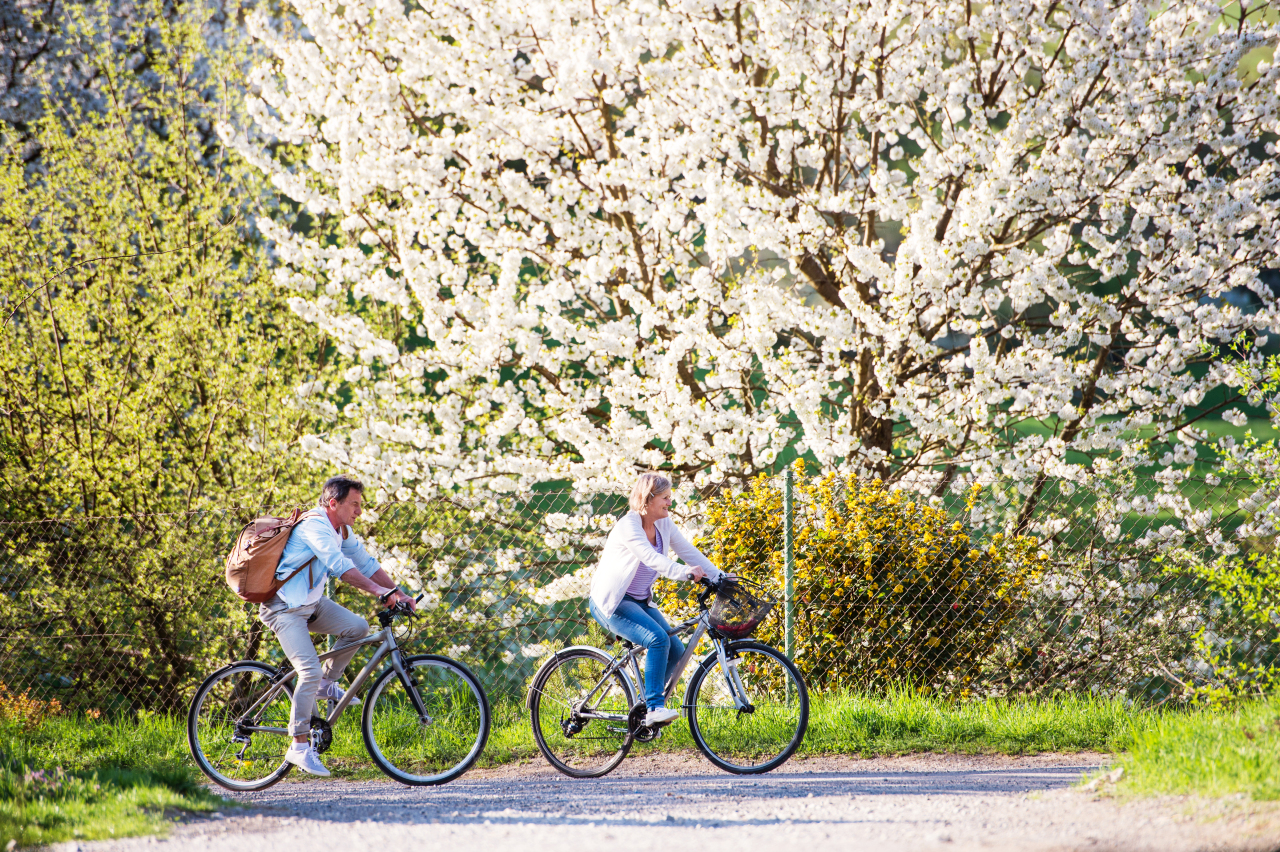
left=708, top=579, right=775, bottom=640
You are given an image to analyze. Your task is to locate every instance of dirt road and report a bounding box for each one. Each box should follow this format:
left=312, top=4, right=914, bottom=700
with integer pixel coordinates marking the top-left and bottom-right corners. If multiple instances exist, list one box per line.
left=60, top=753, right=1280, bottom=852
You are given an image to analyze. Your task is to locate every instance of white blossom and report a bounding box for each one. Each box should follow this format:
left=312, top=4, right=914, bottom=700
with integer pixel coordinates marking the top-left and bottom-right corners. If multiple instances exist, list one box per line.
left=230, top=0, right=1280, bottom=494
left=1223, top=408, right=1251, bottom=429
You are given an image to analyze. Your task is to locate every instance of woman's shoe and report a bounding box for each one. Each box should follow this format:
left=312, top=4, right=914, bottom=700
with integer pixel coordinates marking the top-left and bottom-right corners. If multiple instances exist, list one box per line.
left=643, top=706, right=680, bottom=726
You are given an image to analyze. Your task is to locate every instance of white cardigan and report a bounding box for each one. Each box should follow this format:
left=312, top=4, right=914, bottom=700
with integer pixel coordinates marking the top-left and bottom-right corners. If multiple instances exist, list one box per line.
left=588, top=511, right=724, bottom=618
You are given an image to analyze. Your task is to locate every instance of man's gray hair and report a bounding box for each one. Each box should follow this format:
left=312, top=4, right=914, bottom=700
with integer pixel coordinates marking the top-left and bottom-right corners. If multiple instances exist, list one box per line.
left=629, top=472, right=672, bottom=515
left=319, top=475, right=364, bottom=507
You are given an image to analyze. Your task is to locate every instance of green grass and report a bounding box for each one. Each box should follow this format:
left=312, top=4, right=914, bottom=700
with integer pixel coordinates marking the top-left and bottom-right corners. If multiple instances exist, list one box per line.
left=321, top=688, right=1148, bottom=776
left=0, top=714, right=225, bottom=848
left=6, top=691, right=1277, bottom=846
left=1115, top=695, right=1280, bottom=801
left=797, top=689, right=1144, bottom=755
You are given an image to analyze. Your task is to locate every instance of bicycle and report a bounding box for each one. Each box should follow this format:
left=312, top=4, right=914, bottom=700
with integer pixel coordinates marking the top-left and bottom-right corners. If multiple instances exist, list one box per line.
left=188, top=594, right=490, bottom=790
left=526, top=576, right=809, bottom=778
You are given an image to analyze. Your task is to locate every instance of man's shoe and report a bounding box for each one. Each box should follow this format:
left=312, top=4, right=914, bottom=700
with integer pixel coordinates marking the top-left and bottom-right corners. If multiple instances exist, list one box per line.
left=284, top=743, right=331, bottom=777
left=318, top=679, right=359, bottom=705
left=643, top=706, right=680, bottom=726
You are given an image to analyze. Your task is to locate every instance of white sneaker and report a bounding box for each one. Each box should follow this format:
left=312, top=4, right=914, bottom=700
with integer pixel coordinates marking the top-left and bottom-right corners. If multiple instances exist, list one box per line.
left=285, top=743, right=331, bottom=777
left=318, top=679, right=359, bottom=705
left=644, top=706, right=680, bottom=726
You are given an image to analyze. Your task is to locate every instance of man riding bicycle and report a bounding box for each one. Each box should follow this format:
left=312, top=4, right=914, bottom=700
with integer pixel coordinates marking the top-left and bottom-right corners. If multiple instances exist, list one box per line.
left=260, top=475, right=415, bottom=777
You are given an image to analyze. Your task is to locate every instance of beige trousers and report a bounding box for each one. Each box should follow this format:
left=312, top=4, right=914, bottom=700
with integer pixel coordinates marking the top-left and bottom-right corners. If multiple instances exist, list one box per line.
left=259, top=596, right=370, bottom=737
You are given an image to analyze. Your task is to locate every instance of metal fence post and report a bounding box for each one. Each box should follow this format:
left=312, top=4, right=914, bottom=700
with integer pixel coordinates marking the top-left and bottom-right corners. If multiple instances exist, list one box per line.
left=783, top=467, right=795, bottom=662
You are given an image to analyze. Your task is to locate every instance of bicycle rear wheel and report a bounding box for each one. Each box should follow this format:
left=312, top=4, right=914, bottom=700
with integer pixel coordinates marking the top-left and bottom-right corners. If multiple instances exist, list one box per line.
left=685, top=640, right=809, bottom=774
left=361, top=654, right=490, bottom=785
left=188, top=661, right=294, bottom=791
left=528, top=647, right=635, bottom=778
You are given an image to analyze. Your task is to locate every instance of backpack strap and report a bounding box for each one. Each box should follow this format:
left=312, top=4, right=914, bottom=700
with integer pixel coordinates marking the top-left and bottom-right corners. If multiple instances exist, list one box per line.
left=279, top=510, right=320, bottom=589
left=277, top=556, right=314, bottom=589
left=284, top=510, right=336, bottom=591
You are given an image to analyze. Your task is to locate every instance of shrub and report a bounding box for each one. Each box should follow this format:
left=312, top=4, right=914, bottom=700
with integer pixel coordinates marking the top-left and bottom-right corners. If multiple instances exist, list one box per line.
left=0, top=684, right=61, bottom=731
left=671, top=468, right=1043, bottom=694
left=0, top=1, right=321, bottom=712
left=1181, top=552, right=1280, bottom=706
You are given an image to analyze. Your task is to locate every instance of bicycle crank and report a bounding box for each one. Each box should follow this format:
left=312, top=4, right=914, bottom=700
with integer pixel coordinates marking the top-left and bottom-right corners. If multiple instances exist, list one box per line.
left=627, top=704, right=667, bottom=743
left=308, top=716, right=333, bottom=754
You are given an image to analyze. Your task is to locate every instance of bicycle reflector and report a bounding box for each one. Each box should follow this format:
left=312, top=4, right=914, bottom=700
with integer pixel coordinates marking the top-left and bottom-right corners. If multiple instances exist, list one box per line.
left=708, top=579, right=775, bottom=639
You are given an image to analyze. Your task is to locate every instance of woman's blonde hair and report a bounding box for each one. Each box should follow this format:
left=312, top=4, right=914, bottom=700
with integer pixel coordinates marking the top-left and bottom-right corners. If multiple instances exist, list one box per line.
left=629, top=472, right=672, bottom=514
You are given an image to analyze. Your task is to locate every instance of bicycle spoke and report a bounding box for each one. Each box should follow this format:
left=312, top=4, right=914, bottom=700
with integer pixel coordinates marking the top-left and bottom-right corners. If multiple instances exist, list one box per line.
left=688, top=642, right=809, bottom=774
left=188, top=663, right=294, bottom=791
left=529, top=649, right=634, bottom=778
left=362, top=655, right=489, bottom=785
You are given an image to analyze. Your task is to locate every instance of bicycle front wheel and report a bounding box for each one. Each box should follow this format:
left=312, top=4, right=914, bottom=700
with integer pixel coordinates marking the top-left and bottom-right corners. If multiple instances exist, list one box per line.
left=528, top=647, right=635, bottom=778
left=361, top=654, right=490, bottom=785
left=685, top=640, right=809, bottom=774
left=188, top=661, right=295, bottom=792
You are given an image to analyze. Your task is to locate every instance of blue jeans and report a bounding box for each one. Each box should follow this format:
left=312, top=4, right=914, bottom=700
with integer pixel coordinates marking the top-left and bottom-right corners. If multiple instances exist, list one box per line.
left=589, top=597, right=685, bottom=710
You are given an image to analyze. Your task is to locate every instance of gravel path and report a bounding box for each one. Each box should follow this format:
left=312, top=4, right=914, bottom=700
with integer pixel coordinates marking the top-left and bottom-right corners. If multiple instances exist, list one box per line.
left=61, top=753, right=1280, bottom=852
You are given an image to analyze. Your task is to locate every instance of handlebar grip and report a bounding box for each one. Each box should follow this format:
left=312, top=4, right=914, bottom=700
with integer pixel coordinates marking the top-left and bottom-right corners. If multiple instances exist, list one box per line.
left=389, top=599, right=418, bottom=619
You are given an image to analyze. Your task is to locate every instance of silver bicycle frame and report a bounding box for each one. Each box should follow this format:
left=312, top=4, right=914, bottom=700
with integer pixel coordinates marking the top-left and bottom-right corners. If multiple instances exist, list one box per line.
left=573, top=610, right=752, bottom=724
left=233, top=621, right=429, bottom=733
left=664, top=614, right=752, bottom=711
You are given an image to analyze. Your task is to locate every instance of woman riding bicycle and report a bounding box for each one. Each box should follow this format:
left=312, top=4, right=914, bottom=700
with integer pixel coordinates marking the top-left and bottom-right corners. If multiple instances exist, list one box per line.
left=588, top=473, right=726, bottom=727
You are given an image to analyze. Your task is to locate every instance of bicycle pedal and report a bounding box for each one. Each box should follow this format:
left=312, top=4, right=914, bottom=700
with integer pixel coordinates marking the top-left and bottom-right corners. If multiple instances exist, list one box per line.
left=634, top=722, right=668, bottom=743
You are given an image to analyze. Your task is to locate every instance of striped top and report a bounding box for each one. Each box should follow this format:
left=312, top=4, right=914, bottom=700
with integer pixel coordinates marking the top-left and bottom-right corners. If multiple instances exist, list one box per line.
left=624, top=527, right=663, bottom=600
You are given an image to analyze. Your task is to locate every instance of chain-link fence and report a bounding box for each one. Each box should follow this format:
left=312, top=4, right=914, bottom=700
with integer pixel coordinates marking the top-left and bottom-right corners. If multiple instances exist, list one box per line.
left=2, top=471, right=1276, bottom=714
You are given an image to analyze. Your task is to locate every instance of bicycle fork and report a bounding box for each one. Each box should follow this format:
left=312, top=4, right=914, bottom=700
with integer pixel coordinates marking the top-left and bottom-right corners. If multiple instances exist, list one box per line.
left=664, top=621, right=754, bottom=714
left=388, top=648, right=433, bottom=726
left=712, top=640, right=754, bottom=713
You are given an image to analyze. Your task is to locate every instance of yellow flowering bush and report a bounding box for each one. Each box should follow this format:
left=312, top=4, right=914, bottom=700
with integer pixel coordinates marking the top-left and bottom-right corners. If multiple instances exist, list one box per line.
left=673, top=467, right=1044, bottom=693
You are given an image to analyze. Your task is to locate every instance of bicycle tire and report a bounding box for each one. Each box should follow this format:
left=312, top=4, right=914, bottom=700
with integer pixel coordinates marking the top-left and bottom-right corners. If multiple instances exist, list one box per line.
left=528, top=647, right=635, bottom=778
left=685, top=640, right=809, bottom=774
left=361, top=653, right=490, bottom=786
left=188, top=661, right=295, bottom=792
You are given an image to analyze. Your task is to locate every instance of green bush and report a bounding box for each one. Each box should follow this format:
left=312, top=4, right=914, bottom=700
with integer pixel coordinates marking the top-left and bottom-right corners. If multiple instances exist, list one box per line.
left=0, top=1, right=322, bottom=713
left=681, top=468, right=1043, bottom=694
left=1182, top=552, right=1280, bottom=706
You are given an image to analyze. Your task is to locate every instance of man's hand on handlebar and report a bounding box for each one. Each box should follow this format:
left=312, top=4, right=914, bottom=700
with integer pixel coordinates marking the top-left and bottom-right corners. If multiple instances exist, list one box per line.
left=379, top=588, right=417, bottom=611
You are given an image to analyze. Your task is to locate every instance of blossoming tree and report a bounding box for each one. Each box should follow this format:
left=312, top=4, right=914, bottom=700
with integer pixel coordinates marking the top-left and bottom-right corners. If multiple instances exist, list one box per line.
left=230, top=0, right=1280, bottom=503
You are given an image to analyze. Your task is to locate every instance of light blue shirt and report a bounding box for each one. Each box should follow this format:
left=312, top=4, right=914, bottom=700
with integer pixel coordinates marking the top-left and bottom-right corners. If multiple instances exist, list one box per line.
left=272, top=509, right=381, bottom=608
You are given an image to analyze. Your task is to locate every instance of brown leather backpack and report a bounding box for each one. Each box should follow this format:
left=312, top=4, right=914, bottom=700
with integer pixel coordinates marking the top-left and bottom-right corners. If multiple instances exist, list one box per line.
left=224, top=509, right=317, bottom=603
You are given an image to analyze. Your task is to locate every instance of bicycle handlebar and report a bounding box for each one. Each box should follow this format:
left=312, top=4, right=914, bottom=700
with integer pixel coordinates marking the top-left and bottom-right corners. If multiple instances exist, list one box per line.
left=691, top=574, right=740, bottom=610
left=383, top=591, right=424, bottom=621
